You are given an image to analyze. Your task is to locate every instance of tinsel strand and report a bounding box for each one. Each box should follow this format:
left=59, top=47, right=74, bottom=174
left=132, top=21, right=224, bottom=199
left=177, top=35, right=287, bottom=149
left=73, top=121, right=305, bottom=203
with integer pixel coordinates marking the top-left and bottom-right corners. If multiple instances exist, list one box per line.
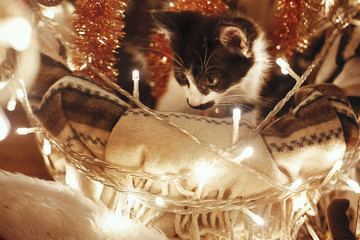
left=70, top=0, right=128, bottom=83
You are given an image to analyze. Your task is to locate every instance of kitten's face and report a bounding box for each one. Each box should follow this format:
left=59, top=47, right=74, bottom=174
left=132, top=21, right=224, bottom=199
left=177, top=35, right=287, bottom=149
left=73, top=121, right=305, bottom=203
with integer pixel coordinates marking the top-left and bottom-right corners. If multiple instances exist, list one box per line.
left=153, top=11, right=269, bottom=113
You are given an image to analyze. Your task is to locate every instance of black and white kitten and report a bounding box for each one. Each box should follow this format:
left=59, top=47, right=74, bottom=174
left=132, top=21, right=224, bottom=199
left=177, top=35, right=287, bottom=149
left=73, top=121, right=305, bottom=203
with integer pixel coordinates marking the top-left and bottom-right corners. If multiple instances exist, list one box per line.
left=152, top=11, right=270, bottom=123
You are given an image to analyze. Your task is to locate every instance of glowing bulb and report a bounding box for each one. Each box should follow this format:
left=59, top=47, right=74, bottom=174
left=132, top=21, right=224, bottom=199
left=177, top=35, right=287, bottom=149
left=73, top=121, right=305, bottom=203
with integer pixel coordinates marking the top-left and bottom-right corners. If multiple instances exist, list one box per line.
left=16, top=89, right=25, bottom=99
left=16, top=127, right=40, bottom=135
left=232, top=108, right=241, bottom=144
left=155, top=196, right=165, bottom=206
left=290, top=178, right=302, bottom=190
left=233, top=108, right=241, bottom=120
left=347, top=178, right=360, bottom=193
left=280, top=67, right=289, bottom=75
left=233, top=146, right=254, bottom=164
left=161, top=56, right=167, bottom=63
left=169, top=2, right=175, bottom=7
left=276, top=58, right=289, bottom=69
left=42, top=8, right=55, bottom=19
left=79, top=63, right=87, bottom=70
left=276, top=58, right=302, bottom=82
left=6, top=97, right=16, bottom=111
left=194, top=163, right=217, bottom=198
left=251, top=213, right=264, bottom=225
left=132, top=69, right=139, bottom=100
left=16, top=127, right=29, bottom=135
left=322, top=160, right=343, bottom=186
left=43, top=139, right=52, bottom=155
left=0, top=81, right=8, bottom=90
left=0, top=17, right=32, bottom=51
left=333, top=160, right=343, bottom=171
left=293, top=192, right=307, bottom=211
left=242, top=147, right=253, bottom=158
left=242, top=208, right=264, bottom=225
left=276, top=58, right=289, bottom=75
left=324, top=0, right=335, bottom=15
left=0, top=108, right=11, bottom=141
left=195, top=163, right=216, bottom=184
left=132, top=69, right=139, bottom=81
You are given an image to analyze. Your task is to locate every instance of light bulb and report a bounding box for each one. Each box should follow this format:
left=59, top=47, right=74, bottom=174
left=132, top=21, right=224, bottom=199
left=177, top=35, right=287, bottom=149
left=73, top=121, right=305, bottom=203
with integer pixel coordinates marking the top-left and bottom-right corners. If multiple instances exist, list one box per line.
left=232, top=108, right=241, bottom=144
left=233, top=146, right=254, bottom=164
left=155, top=196, right=165, bottom=206
left=43, top=139, right=52, bottom=155
left=347, top=178, right=360, bottom=194
left=195, top=163, right=216, bottom=185
left=0, top=108, right=11, bottom=141
left=0, top=17, right=32, bottom=51
left=132, top=69, right=140, bottom=100
left=290, top=179, right=303, bottom=190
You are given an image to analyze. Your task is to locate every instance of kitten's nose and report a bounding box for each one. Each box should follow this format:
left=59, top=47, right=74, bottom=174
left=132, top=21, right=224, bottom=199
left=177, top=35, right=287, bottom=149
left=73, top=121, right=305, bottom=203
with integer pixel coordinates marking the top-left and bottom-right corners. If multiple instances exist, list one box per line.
left=187, top=99, right=215, bottom=110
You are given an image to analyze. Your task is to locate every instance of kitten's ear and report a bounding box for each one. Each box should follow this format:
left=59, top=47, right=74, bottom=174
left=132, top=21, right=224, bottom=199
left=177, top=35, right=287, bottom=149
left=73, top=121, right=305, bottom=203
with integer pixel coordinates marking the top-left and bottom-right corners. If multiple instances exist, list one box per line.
left=219, top=26, right=251, bottom=58
left=152, top=11, right=197, bottom=35
left=152, top=11, right=178, bottom=33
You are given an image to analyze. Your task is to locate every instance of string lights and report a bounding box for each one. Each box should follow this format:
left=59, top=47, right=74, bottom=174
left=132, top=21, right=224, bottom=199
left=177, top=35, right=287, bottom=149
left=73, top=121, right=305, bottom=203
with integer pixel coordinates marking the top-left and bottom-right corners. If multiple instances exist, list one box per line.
left=292, top=192, right=308, bottom=211
left=6, top=93, right=17, bottom=111
left=241, top=207, right=264, bottom=226
left=194, top=162, right=216, bottom=198
left=276, top=58, right=302, bottom=82
left=7, top=1, right=360, bottom=239
left=290, top=178, right=303, bottom=190
left=42, top=139, right=52, bottom=155
left=232, top=108, right=241, bottom=144
left=16, top=127, right=42, bottom=135
left=0, top=107, right=10, bottom=141
left=0, top=7, right=36, bottom=141
left=132, top=69, right=140, bottom=100
left=345, top=177, right=360, bottom=194
left=322, top=160, right=343, bottom=186
left=232, top=146, right=254, bottom=164
left=155, top=196, right=165, bottom=207
left=0, top=17, right=32, bottom=52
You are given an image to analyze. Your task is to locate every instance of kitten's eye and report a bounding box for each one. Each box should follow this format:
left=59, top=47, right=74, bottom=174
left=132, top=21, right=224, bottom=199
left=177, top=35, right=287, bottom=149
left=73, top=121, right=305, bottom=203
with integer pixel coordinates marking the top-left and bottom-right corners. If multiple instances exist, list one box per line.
left=176, top=72, right=188, bottom=85
left=205, top=76, right=219, bottom=87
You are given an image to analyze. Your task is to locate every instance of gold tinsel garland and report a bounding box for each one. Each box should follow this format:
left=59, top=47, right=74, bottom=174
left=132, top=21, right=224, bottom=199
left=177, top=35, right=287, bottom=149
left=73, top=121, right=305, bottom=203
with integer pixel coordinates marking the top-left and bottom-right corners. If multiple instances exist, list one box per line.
left=70, top=0, right=127, bottom=83
left=146, top=0, right=229, bottom=99
left=268, top=0, right=351, bottom=58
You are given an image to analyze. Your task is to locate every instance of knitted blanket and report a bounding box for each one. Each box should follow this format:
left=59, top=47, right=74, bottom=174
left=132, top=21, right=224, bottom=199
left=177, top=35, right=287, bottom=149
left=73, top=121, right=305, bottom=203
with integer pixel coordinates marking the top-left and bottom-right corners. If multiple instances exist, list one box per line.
left=27, top=25, right=360, bottom=239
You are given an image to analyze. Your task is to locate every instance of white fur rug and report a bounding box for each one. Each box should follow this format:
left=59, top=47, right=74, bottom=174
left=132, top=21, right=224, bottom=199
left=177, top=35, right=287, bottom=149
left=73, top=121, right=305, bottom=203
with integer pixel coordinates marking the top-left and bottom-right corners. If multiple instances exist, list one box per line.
left=0, top=170, right=167, bottom=240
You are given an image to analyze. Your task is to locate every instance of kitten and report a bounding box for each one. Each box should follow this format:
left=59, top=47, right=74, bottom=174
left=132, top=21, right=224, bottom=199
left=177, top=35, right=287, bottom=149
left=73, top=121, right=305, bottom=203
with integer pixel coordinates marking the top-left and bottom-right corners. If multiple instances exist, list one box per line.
left=152, top=10, right=270, bottom=123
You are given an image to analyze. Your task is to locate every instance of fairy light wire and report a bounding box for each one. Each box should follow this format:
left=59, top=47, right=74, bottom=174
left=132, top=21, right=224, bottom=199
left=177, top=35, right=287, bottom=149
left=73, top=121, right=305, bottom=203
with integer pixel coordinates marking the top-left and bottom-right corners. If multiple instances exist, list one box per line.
left=234, top=28, right=340, bottom=150
left=33, top=4, right=357, bottom=197
left=10, top=5, right=360, bottom=233
left=36, top=9, right=347, bottom=191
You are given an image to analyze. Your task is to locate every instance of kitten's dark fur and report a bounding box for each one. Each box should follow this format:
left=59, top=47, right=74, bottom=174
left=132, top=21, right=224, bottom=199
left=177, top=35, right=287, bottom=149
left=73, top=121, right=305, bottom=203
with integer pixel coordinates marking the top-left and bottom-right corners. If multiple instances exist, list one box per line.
left=153, top=11, right=270, bottom=123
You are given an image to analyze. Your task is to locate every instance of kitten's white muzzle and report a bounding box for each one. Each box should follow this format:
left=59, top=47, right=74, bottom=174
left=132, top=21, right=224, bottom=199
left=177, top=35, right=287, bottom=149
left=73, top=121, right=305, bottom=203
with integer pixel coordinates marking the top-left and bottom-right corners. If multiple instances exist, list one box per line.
left=187, top=99, right=215, bottom=110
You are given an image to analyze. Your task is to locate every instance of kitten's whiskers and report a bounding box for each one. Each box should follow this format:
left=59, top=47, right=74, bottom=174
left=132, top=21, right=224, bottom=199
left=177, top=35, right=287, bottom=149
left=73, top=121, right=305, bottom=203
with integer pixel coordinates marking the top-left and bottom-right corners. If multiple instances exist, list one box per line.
left=205, top=65, right=226, bottom=72
left=219, top=94, right=276, bottom=108
left=204, top=48, right=219, bottom=73
left=137, top=46, right=184, bottom=68
left=194, top=50, right=205, bottom=73
left=167, top=45, right=184, bottom=66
